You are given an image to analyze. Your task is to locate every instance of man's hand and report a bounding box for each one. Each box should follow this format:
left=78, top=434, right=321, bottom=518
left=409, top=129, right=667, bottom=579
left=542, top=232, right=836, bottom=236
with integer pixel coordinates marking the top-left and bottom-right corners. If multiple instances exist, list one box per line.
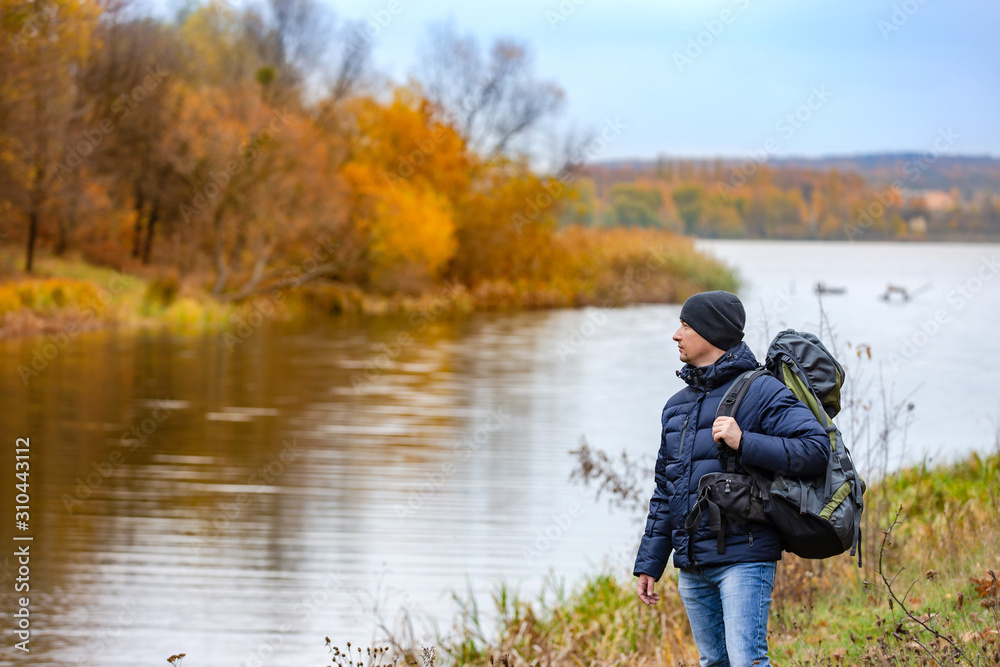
left=712, top=416, right=742, bottom=451
left=637, top=573, right=660, bottom=606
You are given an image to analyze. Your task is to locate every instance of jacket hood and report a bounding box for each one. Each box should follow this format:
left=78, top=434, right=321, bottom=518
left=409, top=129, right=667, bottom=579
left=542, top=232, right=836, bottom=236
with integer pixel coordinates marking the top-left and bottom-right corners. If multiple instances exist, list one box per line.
left=677, top=341, right=759, bottom=391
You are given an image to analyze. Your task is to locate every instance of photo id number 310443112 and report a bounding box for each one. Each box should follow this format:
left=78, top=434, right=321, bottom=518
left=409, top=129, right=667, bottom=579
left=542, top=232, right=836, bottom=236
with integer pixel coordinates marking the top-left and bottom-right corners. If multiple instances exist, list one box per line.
left=13, top=437, right=32, bottom=653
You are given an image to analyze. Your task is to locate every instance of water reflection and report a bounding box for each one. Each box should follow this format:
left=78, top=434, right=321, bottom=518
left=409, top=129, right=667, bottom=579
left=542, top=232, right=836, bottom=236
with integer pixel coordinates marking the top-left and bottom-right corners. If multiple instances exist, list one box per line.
left=0, top=311, right=648, bottom=666
left=2, top=241, right=998, bottom=665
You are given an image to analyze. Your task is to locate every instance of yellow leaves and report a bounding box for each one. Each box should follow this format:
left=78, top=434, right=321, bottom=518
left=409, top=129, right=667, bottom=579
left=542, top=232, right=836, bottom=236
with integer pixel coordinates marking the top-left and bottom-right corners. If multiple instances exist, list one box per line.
left=344, top=159, right=455, bottom=283
left=448, top=166, right=563, bottom=285
left=0, top=278, right=101, bottom=315
left=343, top=88, right=474, bottom=287
left=1, top=0, right=102, bottom=211
left=2, top=0, right=100, bottom=57
left=341, top=161, right=384, bottom=203
left=369, top=182, right=456, bottom=280
left=178, top=3, right=244, bottom=86
left=348, top=89, right=472, bottom=198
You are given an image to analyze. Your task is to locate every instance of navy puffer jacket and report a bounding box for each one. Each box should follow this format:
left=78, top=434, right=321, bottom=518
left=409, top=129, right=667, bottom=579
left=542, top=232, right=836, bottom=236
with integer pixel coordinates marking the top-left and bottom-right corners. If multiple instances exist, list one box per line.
left=633, top=342, right=831, bottom=577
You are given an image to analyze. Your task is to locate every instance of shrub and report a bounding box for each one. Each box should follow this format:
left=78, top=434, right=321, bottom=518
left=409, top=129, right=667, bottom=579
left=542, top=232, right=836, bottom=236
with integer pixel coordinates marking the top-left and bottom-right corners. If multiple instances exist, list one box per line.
left=144, top=273, right=180, bottom=310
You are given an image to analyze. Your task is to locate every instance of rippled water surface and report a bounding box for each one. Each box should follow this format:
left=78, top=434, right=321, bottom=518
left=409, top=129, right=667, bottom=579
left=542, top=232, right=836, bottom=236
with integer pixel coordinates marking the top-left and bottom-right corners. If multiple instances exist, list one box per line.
left=0, top=241, right=997, bottom=665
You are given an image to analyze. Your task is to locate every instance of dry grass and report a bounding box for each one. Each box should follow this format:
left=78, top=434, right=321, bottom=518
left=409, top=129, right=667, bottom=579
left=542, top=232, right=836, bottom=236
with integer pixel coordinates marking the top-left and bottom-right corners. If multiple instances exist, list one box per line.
left=391, top=447, right=1000, bottom=667
left=0, top=228, right=738, bottom=339
left=554, top=226, right=739, bottom=308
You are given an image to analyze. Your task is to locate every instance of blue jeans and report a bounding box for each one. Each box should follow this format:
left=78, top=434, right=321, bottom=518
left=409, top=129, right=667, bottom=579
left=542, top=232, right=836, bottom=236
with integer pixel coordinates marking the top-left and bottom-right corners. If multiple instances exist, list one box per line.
left=677, top=561, right=777, bottom=667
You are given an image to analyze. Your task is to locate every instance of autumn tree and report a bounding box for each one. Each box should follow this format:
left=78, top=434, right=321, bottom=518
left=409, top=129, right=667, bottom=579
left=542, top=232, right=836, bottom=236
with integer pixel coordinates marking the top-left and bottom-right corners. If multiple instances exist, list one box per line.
left=341, top=89, right=470, bottom=291
left=241, top=0, right=371, bottom=108
left=605, top=184, right=663, bottom=228
left=699, top=196, right=744, bottom=238
left=448, top=164, right=563, bottom=289
left=156, top=0, right=362, bottom=273
left=415, top=22, right=565, bottom=160
left=1, top=0, right=101, bottom=271
left=671, top=184, right=705, bottom=235
left=69, top=9, right=186, bottom=265
left=781, top=191, right=809, bottom=237
left=558, top=177, right=596, bottom=227
left=166, top=78, right=346, bottom=296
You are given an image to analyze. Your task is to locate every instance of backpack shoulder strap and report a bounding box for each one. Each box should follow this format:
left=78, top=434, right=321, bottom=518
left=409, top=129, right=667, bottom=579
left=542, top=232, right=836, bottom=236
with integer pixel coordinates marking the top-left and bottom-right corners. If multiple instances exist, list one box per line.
left=716, top=367, right=769, bottom=474
left=717, top=367, right=770, bottom=420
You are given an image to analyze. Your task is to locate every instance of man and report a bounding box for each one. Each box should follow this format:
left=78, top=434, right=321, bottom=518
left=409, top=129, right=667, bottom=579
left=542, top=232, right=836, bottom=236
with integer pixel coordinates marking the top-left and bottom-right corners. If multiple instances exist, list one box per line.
left=633, top=290, right=830, bottom=667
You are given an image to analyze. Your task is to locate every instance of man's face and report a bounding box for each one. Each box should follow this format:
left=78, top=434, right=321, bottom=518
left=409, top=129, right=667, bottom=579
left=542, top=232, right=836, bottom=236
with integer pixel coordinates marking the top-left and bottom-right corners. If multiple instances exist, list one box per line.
left=672, top=320, right=718, bottom=367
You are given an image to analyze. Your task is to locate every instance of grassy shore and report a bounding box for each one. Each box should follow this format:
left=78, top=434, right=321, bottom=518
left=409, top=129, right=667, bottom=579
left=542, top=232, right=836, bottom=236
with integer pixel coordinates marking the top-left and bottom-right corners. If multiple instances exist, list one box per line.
left=395, top=449, right=1000, bottom=667
left=0, top=251, right=234, bottom=339
left=0, top=229, right=737, bottom=340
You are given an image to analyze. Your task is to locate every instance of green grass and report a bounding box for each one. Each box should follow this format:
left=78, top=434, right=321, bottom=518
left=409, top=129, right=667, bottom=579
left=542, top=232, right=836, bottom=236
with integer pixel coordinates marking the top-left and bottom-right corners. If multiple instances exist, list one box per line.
left=0, top=248, right=239, bottom=336
left=768, top=449, right=1000, bottom=666
left=425, top=450, right=1000, bottom=667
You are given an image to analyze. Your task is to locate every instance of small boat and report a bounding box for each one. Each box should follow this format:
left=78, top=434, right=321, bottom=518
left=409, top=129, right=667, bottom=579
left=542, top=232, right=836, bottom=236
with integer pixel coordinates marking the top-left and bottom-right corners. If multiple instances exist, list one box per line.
left=814, top=282, right=846, bottom=296
left=880, top=284, right=910, bottom=301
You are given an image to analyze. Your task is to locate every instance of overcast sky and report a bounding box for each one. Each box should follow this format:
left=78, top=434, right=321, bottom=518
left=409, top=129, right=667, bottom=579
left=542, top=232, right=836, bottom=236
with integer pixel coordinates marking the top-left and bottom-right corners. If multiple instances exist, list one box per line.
left=328, top=0, right=1000, bottom=162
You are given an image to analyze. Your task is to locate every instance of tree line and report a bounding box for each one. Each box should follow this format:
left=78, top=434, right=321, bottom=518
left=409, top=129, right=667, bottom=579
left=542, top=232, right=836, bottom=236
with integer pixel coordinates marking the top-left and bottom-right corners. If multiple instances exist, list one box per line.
left=2, top=0, right=652, bottom=304
left=580, top=157, right=1000, bottom=241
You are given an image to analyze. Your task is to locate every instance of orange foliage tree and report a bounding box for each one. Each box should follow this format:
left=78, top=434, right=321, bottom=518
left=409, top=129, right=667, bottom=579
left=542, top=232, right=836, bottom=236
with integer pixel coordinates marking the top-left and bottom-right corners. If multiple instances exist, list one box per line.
left=341, top=90, right=470, bottom=291
left=0, top=0, right=101, bottom=271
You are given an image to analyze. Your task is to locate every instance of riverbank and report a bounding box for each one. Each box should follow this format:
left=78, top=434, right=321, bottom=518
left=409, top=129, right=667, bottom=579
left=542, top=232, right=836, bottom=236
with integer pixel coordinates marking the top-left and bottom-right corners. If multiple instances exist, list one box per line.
left=408, top=449, right=1000, bottom=666
left=0, top=228, right=738, bottom=341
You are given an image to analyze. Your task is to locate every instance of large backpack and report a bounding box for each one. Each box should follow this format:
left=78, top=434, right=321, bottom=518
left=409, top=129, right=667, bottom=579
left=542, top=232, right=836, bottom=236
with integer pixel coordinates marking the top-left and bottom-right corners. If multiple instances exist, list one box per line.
left=685, top=329, right=866, bottom=566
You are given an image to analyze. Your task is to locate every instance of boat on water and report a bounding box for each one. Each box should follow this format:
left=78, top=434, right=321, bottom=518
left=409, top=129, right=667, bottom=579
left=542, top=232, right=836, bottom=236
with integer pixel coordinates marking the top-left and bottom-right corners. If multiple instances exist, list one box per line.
left=880, top=284, right=911, bottom=301
left=814, top=282, right=847, bottom=296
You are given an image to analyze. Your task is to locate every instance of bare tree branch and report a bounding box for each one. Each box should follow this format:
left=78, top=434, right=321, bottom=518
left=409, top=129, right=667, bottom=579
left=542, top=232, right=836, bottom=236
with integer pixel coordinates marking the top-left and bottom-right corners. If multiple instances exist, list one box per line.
left=877, top=507, right=973, bottom=666
left=415, top=23, right=565, bottom=160
left=217, top=261, right=343, bottom=302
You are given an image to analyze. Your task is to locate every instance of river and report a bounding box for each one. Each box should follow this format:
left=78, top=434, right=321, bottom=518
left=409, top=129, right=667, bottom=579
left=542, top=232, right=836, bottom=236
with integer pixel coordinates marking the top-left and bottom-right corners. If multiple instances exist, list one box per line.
left=0, top=240, right=997, bottom=665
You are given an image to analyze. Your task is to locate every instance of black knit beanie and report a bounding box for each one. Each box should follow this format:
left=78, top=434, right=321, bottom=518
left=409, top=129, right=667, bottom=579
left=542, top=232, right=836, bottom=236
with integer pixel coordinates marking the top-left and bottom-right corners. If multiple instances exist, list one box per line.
left=679, top=291, right=746, bottom=351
